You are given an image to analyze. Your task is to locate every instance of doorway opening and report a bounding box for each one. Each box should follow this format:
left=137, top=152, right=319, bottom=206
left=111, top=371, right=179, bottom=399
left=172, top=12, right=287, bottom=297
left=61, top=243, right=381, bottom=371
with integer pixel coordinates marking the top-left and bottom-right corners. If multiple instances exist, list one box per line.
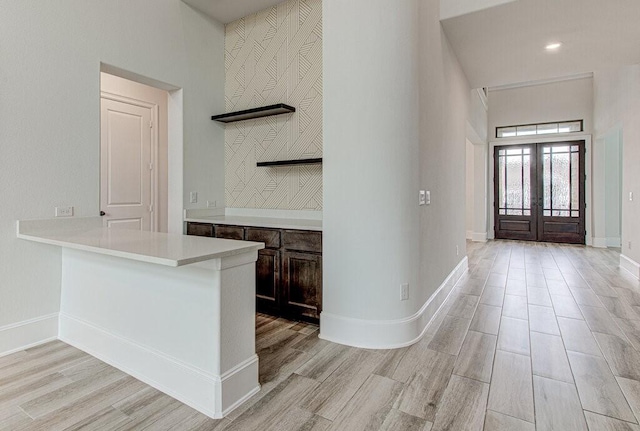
left=100, top=72, right=169, bottom=232
left=494, top=141, right=586, bottom=244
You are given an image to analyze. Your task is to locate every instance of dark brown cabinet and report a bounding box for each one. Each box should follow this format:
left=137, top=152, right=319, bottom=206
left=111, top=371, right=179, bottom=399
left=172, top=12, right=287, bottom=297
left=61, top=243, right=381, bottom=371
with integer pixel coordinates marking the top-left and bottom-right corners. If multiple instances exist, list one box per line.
left=255, top=248, right=280, bottom=314
left=214, top=225, right=245, bottom=240
left=185, top=222, right=322, bottom=323
left=282, top=252, right=322, bottom=322
left=186, top=222, right=214, bottom=237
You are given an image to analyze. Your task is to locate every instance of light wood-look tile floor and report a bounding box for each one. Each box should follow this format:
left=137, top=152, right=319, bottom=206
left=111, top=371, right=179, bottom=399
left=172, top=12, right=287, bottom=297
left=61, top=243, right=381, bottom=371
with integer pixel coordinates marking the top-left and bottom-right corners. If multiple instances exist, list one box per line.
left=2, top=240, right=640, bottom=430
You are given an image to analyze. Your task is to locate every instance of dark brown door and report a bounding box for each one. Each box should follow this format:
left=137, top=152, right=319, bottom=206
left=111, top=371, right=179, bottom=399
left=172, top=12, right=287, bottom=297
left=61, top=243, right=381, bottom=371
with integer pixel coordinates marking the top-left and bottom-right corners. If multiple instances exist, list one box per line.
left=494, top=145, right=537, bottom=241
left=494, top=141, right=585, bottom=244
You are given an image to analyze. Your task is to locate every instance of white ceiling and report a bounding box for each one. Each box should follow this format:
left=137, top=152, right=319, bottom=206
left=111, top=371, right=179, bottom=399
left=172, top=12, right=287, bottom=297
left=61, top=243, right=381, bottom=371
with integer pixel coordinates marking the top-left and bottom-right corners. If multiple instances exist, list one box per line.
left=182, top=0, right=284, bottom=24
left=441, top=0, right=640, bottom=89
left=440, top=0, right=517, bottom=21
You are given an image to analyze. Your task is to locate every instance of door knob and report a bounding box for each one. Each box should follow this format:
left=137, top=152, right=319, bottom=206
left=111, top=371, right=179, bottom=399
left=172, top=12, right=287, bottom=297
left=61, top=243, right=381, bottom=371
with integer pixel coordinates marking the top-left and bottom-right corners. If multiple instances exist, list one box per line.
left=100, top=211, right=106, bottom=216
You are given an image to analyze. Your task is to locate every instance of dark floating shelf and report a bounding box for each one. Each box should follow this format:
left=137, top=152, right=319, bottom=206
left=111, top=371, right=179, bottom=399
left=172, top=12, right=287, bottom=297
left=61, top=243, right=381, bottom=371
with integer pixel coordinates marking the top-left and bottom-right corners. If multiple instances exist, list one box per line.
left=257, top=158, right=323, bottom=167
left=211, top=103, right=296, bottom=123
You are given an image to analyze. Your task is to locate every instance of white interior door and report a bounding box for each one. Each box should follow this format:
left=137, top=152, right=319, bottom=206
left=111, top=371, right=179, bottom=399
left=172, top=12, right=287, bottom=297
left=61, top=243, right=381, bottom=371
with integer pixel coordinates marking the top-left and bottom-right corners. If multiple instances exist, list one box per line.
left=100, top=97, right=153, bottom=231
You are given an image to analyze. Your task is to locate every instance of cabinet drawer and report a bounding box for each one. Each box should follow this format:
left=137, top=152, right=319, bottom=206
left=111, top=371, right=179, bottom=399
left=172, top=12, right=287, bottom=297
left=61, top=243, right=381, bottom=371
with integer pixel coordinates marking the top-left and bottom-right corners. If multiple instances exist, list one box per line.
left=214, top=225, right=245, bottom=240
left=282, top=230, right=322, bottom=253
left=186, top=222, right=213, bottom=237
left=246, top=228, right=281, bottom=249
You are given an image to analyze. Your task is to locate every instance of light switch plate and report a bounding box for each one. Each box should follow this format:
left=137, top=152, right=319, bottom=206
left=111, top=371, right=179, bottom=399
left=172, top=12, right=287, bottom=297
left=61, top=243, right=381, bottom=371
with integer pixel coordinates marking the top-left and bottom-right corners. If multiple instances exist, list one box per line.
left=419, top=190, right=426, bottom=206
left=426, top=191, right=431, bottom=205
left=190, top=191, right=198, bottom=204
left=630, top=192, right=634, bottom=202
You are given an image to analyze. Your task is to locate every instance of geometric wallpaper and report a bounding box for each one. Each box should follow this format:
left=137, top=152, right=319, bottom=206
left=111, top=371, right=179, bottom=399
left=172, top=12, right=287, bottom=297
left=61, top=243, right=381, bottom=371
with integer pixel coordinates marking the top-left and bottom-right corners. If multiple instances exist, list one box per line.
left=224, top=0, right=323, bottom=210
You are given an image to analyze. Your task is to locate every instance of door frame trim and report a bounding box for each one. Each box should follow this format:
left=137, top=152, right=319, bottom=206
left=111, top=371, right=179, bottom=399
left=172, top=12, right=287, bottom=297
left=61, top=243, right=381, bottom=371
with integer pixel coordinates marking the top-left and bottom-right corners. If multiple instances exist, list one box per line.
left=100, top=92, right=160, bottom=232
left=488, top=133, right=592, bottom=245
left=99, top=64, right=184, bottom=235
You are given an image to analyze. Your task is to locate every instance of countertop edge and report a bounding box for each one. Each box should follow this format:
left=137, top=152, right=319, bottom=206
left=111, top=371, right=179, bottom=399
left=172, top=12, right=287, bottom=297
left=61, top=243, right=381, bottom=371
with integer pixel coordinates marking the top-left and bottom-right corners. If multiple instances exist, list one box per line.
left=184, top=217, right=323, bottom=232
left=17, top=232, right=265, bottom=267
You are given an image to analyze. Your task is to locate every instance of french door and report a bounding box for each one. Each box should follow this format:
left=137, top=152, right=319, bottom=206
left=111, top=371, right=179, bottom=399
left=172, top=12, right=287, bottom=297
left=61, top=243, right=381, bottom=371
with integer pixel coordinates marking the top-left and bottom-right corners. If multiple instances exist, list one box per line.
left=494, top=141, right=585, bottom=244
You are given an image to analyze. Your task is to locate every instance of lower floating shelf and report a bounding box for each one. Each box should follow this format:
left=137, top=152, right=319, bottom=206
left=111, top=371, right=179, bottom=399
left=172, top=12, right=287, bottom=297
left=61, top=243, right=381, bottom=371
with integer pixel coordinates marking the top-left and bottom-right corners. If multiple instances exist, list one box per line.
left=257, top=158, right=323, bottom=167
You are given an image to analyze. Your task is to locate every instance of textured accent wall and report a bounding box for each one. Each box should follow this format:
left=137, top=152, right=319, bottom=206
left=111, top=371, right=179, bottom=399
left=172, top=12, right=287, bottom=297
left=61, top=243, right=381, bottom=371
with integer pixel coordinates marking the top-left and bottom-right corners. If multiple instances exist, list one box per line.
left=224, top=0, right=323, bottom=211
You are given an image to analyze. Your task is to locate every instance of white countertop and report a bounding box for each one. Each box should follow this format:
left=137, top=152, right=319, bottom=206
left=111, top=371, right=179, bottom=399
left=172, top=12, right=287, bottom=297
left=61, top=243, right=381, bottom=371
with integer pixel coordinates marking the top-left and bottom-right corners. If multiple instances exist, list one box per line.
left=184, top=215, right=323, bottom=231
left=17, top=218, right=264, bottom=267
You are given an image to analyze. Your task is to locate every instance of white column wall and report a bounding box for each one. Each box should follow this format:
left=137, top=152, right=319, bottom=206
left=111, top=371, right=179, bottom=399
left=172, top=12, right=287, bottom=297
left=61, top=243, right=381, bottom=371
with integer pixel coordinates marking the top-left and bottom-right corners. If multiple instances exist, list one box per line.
left=322, top=0, right=472, bottom=347
left=323, top=0, right=421, bottom=322
left=594, top=66, right=640, bottom=277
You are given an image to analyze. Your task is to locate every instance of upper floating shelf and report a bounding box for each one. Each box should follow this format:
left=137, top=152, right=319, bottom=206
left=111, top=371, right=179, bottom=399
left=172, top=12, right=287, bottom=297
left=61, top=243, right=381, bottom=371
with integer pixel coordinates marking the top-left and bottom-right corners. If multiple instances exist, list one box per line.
left=257, top=158, right=323, bottom=167
left=211, top=103, right=296, bottom=123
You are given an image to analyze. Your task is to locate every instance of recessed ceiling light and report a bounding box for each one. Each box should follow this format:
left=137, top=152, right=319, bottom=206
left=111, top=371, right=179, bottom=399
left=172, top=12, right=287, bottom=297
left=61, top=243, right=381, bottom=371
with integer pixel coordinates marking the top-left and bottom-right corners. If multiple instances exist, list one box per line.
left=545, top=42, right=562, bottom=51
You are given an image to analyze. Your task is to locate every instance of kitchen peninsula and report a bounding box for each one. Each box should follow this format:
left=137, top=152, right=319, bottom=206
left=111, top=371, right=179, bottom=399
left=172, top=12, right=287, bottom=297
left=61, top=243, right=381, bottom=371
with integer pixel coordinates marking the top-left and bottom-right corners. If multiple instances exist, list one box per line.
left=17, top=217, right=264, bottom=419
left=184, top=212, right=323, bottom=323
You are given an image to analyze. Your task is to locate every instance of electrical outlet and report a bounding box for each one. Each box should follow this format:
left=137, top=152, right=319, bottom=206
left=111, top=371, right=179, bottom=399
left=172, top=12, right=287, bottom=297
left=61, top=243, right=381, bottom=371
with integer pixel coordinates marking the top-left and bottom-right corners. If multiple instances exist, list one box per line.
left=419, top=190, right=426, bottom=206
left=456, top=245, right=459, bottom=256
left=190, top=191, right=198, bottom=204
left=55, top=206, right=73, bottom=217
left=207, top=200, right=217, bottom=208
left=630, top=192, right=634, bottom=202
left=401, top=284, right=409, bottom=301
left=630, top=241, right=633, bottom=250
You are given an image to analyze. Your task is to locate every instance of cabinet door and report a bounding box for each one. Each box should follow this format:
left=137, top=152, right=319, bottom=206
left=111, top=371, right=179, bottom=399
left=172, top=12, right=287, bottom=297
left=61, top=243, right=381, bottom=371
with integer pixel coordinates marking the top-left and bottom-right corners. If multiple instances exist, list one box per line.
left=256, top=249, right=280, bottom=315
left=282, top=252, right=322, bottom=323
left=186, top=222, right=214, bottom=237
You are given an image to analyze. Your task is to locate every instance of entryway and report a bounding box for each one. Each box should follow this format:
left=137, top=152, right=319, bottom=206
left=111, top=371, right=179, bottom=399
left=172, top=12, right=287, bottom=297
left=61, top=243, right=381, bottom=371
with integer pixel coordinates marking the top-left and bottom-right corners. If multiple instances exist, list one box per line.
left=494, top=141, right=586, bottom=244
left=100, top=72, right=169, bottom=232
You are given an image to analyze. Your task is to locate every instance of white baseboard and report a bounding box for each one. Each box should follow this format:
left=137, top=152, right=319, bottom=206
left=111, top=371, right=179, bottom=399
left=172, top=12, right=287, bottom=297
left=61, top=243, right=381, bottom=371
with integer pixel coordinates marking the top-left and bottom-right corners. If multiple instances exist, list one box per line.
left=620, top=254, right=640, bottom=280
left=607, top=237, right=622, bottom=248
left=592, top=237, right=607, bottom=248
left=593, top=237, right=622, bottom=248
left=0, top=313, right=58, bottom=358
left=59, top=313, right=259, bottom=419
left=466, top=230, right=473, bottom=240
left=472, top=232, right=488, bottom=242
left=319, top=257, right=469, bottom=349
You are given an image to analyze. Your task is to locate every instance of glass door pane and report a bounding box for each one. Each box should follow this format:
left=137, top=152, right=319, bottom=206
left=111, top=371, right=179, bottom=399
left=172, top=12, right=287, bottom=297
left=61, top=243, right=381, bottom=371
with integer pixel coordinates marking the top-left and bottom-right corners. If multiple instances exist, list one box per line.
left=541, top=145, right=581, bottom=218
left=497, top=147, right=532, bottom=216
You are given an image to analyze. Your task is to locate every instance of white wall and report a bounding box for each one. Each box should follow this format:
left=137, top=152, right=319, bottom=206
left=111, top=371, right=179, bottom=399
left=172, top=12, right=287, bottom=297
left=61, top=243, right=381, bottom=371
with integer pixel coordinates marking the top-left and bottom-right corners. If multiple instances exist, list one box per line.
left=604, top=129, right=622, bottom=247
left=593, top=66, right=640, bottom=274
left=0, top=1, right=225, bottom=346
left=488, top=77, right=594, bottom=140
left=467, top=89, right=489, bottom=242
left=418, top=2, right=470, bottom=308
left=469, top=89, right=489, bottom=143
left=224, top=0, right=323, bottom=211
left=322, top=0, right=471, bottom=347
left=466, top=140, right=475, bottom=238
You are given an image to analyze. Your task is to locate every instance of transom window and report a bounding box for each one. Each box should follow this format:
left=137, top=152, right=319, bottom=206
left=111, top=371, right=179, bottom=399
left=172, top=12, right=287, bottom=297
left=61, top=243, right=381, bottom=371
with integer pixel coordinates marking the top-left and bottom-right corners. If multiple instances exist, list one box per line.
left=496, top=120, right=583, bottom=138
